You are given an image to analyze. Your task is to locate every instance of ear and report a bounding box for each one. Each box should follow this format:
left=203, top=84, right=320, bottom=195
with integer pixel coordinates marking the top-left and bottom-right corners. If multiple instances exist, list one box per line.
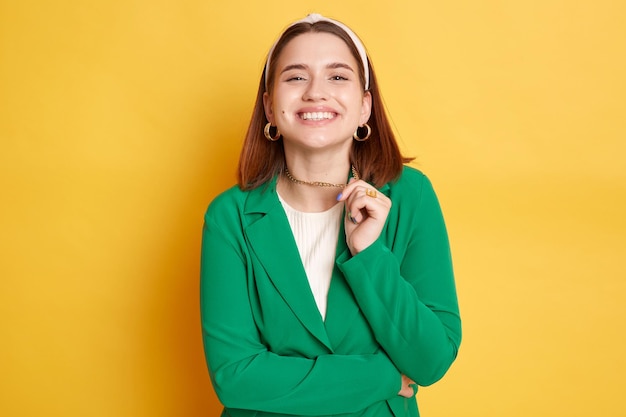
left=263, top=92, right=274, bottom=124
left=359, top=91, right=372, bottom=125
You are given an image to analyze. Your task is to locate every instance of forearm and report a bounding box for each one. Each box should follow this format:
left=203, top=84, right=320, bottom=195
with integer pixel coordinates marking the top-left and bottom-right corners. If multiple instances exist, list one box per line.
left=205, top=344, right=401, bottom=415
left=337, top=241, right=460, bottom=385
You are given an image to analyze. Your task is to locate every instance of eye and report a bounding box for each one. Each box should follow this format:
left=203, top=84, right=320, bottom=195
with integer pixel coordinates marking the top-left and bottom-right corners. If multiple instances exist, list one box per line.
left=286, top=75, right=306, bottom=82
left=330, top=75, right=349, bottom=81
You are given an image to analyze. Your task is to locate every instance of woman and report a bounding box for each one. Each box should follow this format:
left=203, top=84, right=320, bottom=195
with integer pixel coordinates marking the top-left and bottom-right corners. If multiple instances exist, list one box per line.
left=200, top=13, right=461, bottom=417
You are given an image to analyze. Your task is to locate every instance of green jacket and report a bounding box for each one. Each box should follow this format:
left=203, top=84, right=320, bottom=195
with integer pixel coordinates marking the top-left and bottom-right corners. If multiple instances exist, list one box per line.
left=200, top=166, right=461, bottom=417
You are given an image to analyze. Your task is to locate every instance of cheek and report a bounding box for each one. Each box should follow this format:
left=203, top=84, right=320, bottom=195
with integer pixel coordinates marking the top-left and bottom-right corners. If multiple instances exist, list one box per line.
left=340, top=90, right=365, bottom=109
left=270, top=95, right=290, bottom=115
left=275, top=108, right=287, bottom=119
left=274, top=108, right=292, bottom=125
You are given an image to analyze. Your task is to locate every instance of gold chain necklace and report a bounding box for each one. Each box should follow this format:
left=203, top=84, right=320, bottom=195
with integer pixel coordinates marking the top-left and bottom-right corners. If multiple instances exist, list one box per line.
left=284, top=166, right=360, bottom=188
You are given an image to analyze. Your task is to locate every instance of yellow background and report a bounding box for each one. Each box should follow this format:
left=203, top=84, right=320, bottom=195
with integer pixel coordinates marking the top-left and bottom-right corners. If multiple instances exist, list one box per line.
left=1, top=0, right=624, bottom=416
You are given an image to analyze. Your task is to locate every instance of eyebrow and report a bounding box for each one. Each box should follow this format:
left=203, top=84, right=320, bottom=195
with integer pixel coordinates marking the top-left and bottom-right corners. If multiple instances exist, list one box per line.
left=280, top=62, right=355, bottom=74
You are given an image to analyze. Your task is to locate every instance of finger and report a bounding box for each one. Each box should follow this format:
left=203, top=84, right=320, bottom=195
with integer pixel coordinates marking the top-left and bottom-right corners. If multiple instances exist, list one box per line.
left=346, top=212, right=359, bottom=225
left=336, top=178, right=360, bottom=202
left=345, top=187, right=387, bottom=219
left=345, top=193, right=368, bottom=223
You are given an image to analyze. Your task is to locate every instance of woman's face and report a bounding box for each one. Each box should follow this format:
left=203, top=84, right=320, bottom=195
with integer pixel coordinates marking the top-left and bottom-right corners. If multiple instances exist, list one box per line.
left=263, top=32, right=371, bottom=154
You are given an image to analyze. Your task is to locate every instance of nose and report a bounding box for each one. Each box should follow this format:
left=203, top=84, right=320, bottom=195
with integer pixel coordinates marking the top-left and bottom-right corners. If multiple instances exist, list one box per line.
left=302, top=76, right=327, bottom=101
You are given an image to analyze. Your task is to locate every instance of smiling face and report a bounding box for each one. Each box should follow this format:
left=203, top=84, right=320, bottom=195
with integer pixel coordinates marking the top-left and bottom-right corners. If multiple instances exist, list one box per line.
left=263, top=32, right=372, bottom=154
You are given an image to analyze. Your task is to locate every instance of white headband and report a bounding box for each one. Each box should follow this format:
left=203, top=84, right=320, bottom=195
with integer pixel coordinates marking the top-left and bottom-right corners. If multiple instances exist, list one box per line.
left=264, top=13, right=370, bottom=91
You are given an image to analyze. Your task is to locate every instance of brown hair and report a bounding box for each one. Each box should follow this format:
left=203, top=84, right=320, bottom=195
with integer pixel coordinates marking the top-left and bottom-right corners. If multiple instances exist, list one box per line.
left=237, top=19, right=412, bottom=190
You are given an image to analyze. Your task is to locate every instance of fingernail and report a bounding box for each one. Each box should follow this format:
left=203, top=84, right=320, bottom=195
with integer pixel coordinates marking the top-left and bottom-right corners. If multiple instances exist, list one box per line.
left=348, top=213, right=358, bottom=224
left=336, top=192, right=343, bottom=201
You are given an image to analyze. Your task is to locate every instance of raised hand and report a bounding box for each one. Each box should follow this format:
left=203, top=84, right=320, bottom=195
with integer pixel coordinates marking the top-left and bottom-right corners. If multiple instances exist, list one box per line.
left=337, top=179, right=391, bottom=255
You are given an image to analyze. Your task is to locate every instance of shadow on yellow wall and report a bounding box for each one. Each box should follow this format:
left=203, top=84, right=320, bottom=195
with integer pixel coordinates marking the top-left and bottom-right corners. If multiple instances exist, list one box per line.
left=1, top=1, right=624, bottom=416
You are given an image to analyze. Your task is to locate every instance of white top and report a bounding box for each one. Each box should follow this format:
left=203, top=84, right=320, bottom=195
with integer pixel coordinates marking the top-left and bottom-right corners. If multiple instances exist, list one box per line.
left=278, top=194, right=343, bottom=320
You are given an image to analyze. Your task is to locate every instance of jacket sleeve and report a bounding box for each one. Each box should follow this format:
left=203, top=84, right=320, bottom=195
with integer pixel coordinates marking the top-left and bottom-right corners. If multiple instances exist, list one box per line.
left=200, top=213, right=401, bottom=415
left=336, top=174, right=462, bottom=386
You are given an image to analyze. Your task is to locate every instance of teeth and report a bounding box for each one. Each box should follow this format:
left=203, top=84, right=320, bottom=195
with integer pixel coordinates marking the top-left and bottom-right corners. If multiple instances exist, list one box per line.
left=301, top=112, right=334, bottom=121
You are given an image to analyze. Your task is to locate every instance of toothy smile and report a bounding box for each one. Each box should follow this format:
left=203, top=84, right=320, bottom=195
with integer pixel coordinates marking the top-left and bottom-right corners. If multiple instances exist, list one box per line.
left=299, top=112, right=336, bottom=121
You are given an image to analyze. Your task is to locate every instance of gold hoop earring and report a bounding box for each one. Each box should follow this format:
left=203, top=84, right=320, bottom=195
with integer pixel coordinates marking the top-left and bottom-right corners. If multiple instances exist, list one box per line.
left=353, top=123, right=371, bottom=141
left=264, top=123, right=281, bottom=141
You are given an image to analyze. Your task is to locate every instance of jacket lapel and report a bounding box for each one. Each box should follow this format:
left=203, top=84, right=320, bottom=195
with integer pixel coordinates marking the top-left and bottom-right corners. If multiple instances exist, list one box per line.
left=324, top=219, right=360, bottom=348
left=243, top=179, right=332, bottom=350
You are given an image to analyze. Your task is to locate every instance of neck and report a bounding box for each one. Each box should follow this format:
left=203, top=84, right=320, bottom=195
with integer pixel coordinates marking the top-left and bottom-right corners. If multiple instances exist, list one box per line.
left=284, top=166, right=358, bottom=188
left=277, top=158, right=351, bottom=213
